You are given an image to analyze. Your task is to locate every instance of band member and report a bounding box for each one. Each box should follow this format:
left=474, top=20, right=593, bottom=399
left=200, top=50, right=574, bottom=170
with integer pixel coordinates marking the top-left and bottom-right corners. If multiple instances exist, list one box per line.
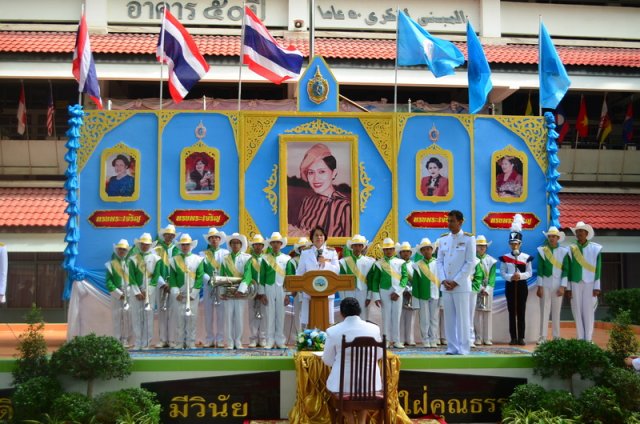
left=536, top=226, right=570, bottom=344
left=473, top=235, right=497, bottom=346
left=106, top=239, right=132, bottom=347
left=259, top=232, right=295, bottom=349
left=169, top=234, right=204, bottom=349
left=155, top=224, right=180, bottom=348
left=247, top=234, right=266, bottom=348
left=200, top=227, right=228, bottom=348
left=398, top=242, right=417, bottom=346
left=469, top=256, right=482, bottom=348
left=567, top=221, right=602, bottom=342
left=128, top=233, right=163, bottom=350
left=339, top=234, right=375, bottom=320
left=370, top=238, right=409, bottom=349
left=437, top=210, right=476, bottom=355
left=219, top=233, right=252, bottom=349
left=296, top=226, right=340, bottom=329
left=412, top=238, right=440, bottom=348
left=290, top=237, right=311, bottom=337
left=500, top=214, right=533, bottom=346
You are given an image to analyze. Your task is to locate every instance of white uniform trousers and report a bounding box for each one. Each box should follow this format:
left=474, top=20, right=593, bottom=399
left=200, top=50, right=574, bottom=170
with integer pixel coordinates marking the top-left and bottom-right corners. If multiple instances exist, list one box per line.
left=400, top=307, right=416, bottom=345
left=379, top=288, right=402, bottom=344
left=264, top=284, right=286, bottom=347
left=174, top=295, right=199, bottom=348
left=474, top=290, right=494, bottom=344
left=570, top=281, right=596, bottom=341
left=156, top=287, right=171, bottom=345
left=539, top=286, right=563, bottom=341
left=224, top=298, right=247, bottom=348
left=442, top=291, right=470, bottom=355
left=300, top=293, right=335, bottom=327
left=438, top=299, right=446, bottom=344
left=339, top=289, right=369, bottom=321
left=203, top=283, right=225, bottom=346
left=468, top=292, right=478, bottom=345
left=131, top=286, right=156, bottom=349
left=249, top=299, right=266, bottom=346
left=110, top=293, right=131, bottom=346
left=418, top=298, right=440, bottom=345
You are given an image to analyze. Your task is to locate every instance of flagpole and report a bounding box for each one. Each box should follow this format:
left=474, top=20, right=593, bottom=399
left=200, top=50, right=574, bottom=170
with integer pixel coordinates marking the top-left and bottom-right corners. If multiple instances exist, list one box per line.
left=159, top=8, right=167, bottom=111
left=538, top=15, right=542, bottom=116
left=237, top=1, right=247, bottom=111
left=309, top=0, right=315, bottom=58
left=393, top=4, right=399, bottom=113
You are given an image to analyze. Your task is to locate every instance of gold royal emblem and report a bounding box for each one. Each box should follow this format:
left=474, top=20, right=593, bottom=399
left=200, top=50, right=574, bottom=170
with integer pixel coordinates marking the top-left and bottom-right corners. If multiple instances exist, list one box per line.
left=307, top=66, right=329, bottom=105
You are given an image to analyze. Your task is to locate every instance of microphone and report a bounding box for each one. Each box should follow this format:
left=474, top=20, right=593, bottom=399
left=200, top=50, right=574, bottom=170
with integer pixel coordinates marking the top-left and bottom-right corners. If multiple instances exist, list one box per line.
left=317, top=248, right=323, bottom=260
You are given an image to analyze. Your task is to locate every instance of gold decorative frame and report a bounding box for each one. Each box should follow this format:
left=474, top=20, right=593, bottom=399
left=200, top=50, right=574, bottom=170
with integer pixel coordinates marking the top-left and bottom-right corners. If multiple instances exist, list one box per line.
left=180, top=140, right=220, bottom=201
left=263, top=163, right=279, bottom=214
left=491, top=145, right=528, bottom=203
left=100, top=142, right=140, bottom=203
left=279, top=134, right=359, bottom=245
left=415, top=144, right=454, bottom=203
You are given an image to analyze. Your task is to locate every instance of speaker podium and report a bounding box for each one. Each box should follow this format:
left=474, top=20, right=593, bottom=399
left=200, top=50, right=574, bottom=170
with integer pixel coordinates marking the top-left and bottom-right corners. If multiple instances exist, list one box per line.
left=285, top=271, right=355, bottom=331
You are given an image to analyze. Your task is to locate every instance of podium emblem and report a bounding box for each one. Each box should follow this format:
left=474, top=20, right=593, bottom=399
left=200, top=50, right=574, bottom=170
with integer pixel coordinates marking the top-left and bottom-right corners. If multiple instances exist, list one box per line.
left=312, top=275, right=329, bottom=292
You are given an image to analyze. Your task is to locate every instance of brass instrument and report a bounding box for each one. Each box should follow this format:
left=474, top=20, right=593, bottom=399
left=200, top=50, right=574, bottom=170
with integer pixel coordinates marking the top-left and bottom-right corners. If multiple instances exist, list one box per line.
left=212, top=276, right=258, bottom=299
left=143, top=272, right=152, bottom=312
left=402, top=291, right=413, bottom=309
left=160, top=288, right=169, bottom=312
left=185, top=271, right=192, bottom=317
left=253, top=297, right=262, bottom=319
left=476, top=281, right=490, bottom=311
left=122, top=263, right=130, bottom=311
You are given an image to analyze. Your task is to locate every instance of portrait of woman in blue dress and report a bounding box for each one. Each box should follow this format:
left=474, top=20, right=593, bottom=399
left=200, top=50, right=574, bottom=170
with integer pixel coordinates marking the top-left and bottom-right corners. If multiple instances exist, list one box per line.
left=106, top=154, right=134, bottom=197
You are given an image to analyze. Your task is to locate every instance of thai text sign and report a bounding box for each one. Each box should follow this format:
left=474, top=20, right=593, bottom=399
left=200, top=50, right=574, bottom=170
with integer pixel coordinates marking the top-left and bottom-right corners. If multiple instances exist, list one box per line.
left=406, top=211, right=449, bottom=229
left=88, top=210, right=150, bottom=228
left=168, top=210, right=230, bottom=227
left=482, top=212, right=540, bottom=230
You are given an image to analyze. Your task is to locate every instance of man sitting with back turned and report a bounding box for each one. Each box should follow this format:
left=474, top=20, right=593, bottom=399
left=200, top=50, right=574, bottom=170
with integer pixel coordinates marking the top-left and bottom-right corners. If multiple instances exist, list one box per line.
left=322, top=297, right=383, bottom=424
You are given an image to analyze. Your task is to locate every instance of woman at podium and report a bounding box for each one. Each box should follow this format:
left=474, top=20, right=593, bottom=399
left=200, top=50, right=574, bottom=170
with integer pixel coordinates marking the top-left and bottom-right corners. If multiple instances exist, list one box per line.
left=296, top=226, right=340, bottom=329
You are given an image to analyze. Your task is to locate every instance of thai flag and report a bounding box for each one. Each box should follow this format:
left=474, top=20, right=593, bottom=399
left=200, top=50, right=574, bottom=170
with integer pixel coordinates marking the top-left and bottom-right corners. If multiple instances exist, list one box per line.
left=242, top=6, right=303, bottom=84
left=622, top=102, right=634, bottom=144
left=157, top=9, right=210, bottom=103
left=17, top=82, right=27, bottom=136
left=72, top=11, right=103, bottom=109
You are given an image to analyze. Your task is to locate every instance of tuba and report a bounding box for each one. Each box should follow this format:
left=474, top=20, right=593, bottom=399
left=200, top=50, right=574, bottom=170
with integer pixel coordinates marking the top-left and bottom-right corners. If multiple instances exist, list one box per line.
left=212, top=276, right=258, bottom=299
left=476, top=280, right=490, bottom=311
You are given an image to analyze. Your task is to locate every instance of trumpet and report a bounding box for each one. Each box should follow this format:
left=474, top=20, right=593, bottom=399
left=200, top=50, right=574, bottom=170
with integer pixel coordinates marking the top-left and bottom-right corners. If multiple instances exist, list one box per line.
left=122, top=268, right=130, bottom=311
left=254, top=298, right=262, bottom=320
left=209, top=269, right=222, bottom=305
left=185, top=272, right=192, bottom=317
left=402, top=291, right=413, bottom=309
left=143, top=273, right=152, bottom=312
left=160, top=288, right=169, bottom=312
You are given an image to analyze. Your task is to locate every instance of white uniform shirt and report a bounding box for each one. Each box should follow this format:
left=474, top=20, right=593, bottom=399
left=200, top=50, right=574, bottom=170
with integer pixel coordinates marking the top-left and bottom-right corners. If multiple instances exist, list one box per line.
left=568, top=242, right=602, bottom=286
left=130, top=252, right=163, bottom=295
left=169, top=254, right=204, bottom=299
left=436, top=231, right=476, bottom=293
left=339, top=255, right=375, bottom=291
left=296, top=245, right=340, bottom=275
left=536, top=245, right=569, bottom=288
left=221, top=252, right=252, bottom=293
left=499, top=252, right=533, bottom=282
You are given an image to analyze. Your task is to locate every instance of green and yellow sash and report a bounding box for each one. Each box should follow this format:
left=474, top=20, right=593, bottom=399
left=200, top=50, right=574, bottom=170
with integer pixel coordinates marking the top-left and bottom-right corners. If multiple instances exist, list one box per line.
left=204, top=250, right=220, bottom=269
left=110, top=259, right=129, bottom=284
left=174, top=255, right=195, bottom=281
left=224, top=254, right=243, bottom=278
left=344, top=256, right=367, bottom=283
left=570, top=245, right=597, bottom=273
left=263, top=254, right=286, bottom=279
left=417, top=260, right=439, bottom=288
left=378, top=259, right=402, bottom=281
left=543, top=246, right=564, bottom=271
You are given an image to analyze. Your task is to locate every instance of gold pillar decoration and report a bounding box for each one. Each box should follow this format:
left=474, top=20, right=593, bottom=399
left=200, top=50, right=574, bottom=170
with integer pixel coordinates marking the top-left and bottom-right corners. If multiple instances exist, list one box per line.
left=263, top=163, right=279, bottom=214
left=78, top=110, right=138, bottom=172
left=493, top=116, right=547, bottom=170
left=359, top=161, right=375, bottom=213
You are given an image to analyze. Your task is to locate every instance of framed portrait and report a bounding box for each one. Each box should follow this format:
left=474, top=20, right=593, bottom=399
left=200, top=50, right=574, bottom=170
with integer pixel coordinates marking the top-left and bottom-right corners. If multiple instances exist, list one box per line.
left=279, top=135, right=359, bottom=245
left=491, top=145, right=528, bottom=203
left=415, top=145, right=454, bottom=203
left=180, top=141, right=220, bottom=201
left=100, top=142, right=140, bottom=202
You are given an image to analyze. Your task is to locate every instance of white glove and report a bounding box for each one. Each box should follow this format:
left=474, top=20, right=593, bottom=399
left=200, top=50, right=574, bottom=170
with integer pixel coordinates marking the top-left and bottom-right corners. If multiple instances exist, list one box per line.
left=0, top=294, right=6, bottom=303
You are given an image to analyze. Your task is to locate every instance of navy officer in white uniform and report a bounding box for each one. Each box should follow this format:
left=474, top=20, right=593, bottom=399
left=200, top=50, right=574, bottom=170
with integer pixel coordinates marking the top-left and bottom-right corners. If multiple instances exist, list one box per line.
left=436, top=210, right=476, bottom=355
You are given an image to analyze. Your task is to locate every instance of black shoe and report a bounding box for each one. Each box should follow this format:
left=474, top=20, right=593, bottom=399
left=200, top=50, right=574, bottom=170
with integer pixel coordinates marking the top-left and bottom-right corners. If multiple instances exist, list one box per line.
left=518, top=339, right=526, bottom=346
left=509, top=339, right=517, bottom=345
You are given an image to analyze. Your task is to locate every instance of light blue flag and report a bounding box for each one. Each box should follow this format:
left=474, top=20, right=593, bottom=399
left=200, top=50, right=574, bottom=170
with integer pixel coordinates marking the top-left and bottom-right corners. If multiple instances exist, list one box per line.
left=539, top=22, right=571, bottom=109
left=466, top=21, right=492, bottom=114
left=397, top=11, right=464, bottom=78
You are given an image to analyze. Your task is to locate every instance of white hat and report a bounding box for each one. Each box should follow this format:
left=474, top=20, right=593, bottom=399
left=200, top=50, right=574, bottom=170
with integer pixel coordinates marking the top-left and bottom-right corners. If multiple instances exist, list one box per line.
left=293, top=237, right=311, bottom=254
left=396, top=241, right=413, bottom=253
left=160, top=224, right=179, bottom=237
left=346, top=234, right=369, bottom=250
left=415, top=238, right=433, bottom=251
left=570, top=221, right=594, bottom=241
left=203, top=227, right=227, bottom=245
left=476, top=235, right=492, bottom=246
left=113, top=239, right=131, bottom=255
left=543, top=226, right=566, bottom=243
left=381, top=238, right=396, bottom=249
left=267, top=232, right=287, bottom=247
left=177, top=233, right=198, bottom=250
left=134, top=233, right=157, bottom=250
left=226, top=233, right=248, bottom=253
left=249, top=234, right=266, bottom=246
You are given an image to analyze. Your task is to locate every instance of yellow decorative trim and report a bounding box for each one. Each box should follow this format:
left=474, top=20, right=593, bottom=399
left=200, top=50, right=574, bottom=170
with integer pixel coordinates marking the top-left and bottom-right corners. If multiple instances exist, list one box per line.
left=396, top=113, right=411, bottom=150
left=453, top=115, right=474, bottom=138
left=242, top=115, right=278, bottom=172
left=242, top=211, right=261, bottom=239
left=158, top=110, right=180, bottom=133
left=415, top=145, right=454, bottom=203
left=493, top=116, right=547, bottom=171
left=358, top=162, right=374, bottom=213
left=368, top=211, right=394, bottom=259
left=99, top=142, right=140, bottom=203
left=359, top=117, right=394, bottom=171
left=263, top=164, right=279, bottom=214
left=179, top=136, right=220, bottom=202
left=491, top=145, right=529, bottom=204
left=78, top=111, right=139, bottom=172
left=284, top=118, right=352, bottom=136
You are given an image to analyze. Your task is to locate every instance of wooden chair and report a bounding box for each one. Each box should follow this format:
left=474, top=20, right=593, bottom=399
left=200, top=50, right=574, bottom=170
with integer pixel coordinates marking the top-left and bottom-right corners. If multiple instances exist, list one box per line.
left=330, top=334, right=387, bottom=424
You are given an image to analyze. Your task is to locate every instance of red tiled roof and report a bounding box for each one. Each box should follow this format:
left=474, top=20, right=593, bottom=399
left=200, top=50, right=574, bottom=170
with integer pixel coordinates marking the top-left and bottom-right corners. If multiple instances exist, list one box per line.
left=0, top=188, right=67, bottom=228
left=1, top=31, right=639, bottom=68
left=559, top=193, right=640, bottom=231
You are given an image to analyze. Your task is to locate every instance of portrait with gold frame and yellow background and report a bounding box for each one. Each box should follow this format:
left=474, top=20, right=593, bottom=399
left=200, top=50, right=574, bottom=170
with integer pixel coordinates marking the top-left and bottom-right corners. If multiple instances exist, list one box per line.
left=279, top=134, right=359, bottom=245
left=100, top=143, right=140, bottom=202
left=415, top=144, right=454, bottom=203
left=180, top=140, right=220, bottom=201
left=491, top=145, right=528, bottom=203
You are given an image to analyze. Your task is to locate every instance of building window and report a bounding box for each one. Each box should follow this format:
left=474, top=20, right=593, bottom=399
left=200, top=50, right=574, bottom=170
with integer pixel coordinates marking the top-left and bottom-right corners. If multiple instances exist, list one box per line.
left=6, top=252, right=65, bottom=309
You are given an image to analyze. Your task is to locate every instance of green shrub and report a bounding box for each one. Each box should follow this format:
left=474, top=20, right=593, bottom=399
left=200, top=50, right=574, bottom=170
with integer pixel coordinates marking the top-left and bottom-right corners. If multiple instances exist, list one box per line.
left=607, top=309, right=640, bottom=366
left=596, top=366, right=640, bottom=412
left=93, top=388, right=160, bottom=424
left=531, top=338, right=611, bottom=394
left=50, top=333, right=132, bottom=398
left=504, top=383, right=546, bottom=413
left=12, top=376, right=62, bottom=422
left=605, top=288, right=640, bottom=324
left=12, top=305, right=50, bottom=385
left=539, top=390, right=578, bottom=418
left=50, top=392, right=94, bottom=424
left=578, top=386, right=625, bottom=424
left=501, top=407, right=577, bottom=424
